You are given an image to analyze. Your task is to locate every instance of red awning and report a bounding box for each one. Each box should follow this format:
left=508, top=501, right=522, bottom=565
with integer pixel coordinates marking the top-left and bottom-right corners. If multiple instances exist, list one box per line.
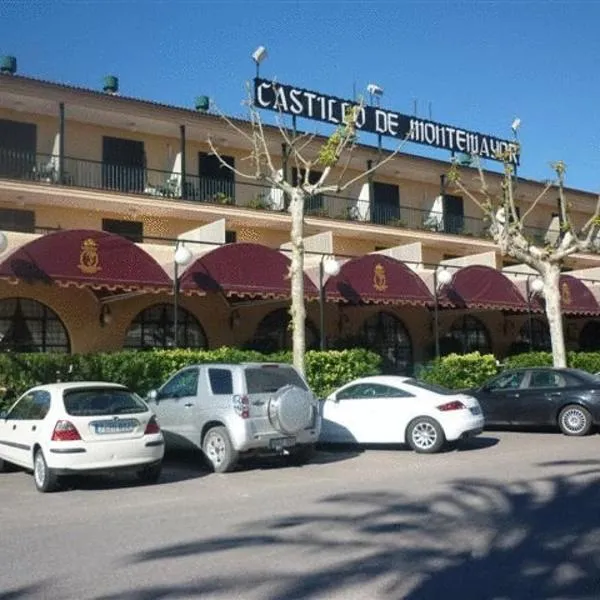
left=179, top=243, right=319, bottom=298
left=556, top=275, right=600, bottom=315
left=438, top=265, right=530, bottom=311
left=0, top=229, right=171, bottom=292
left=324, top=254, right=434, bottom=305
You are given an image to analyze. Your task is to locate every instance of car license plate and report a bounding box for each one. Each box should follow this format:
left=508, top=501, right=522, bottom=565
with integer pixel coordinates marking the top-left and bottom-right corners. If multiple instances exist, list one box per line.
left=93, top=419, right=138, bottom=435
left=470, top=406, right=482, bottom=415
left=269, top=437, right=295, bottom=451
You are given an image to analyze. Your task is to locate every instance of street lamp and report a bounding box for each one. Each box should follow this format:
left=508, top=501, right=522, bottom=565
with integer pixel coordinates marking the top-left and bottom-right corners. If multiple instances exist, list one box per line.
left=173, top=242, right=193, bottom=348
left=433, top=268, right=452, bottom=359
left=252, top=45, right=268, bottom=79
left=526, top=275, right=544, bottom=352
left=367, top=83, right=384, bottom=155
left=319, top=255, right=340, bottom=351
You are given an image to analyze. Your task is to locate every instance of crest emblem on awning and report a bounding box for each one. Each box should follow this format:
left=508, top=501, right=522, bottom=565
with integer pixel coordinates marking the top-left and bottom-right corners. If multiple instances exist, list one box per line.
left=373, top=263, right=388, bottom=292
left=561, top=281, right=572, bottom=305
left=78, top=238, right=102, bottom=274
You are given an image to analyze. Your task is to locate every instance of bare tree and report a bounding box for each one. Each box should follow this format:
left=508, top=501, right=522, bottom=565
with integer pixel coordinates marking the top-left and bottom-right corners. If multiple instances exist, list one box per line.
left=208, top=91, right=408, bottom=374
left=449, top=151, right=600, bottom=367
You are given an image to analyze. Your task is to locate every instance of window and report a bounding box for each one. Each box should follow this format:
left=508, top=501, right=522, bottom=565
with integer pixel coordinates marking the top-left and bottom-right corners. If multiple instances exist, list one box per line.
left=124, top=303, right=207, bottom=349
left=0, top=208, right=35, bottom=233
left=102, top=219, right=143, bottom=242
left=245, top=366, right=308, bottom=393
left=528, top=370, right=564, bottom=389
left=246, top=308, right=318, bottom=354
left=0, top=119, right=37, bottom=178
left=63, top=388, right=146, bottom=416
left=518, top=318, right=550, bottom=352
left=160, top=368, right=199, bottom=398
left=446, top=315, right=491, bottom=355
left=198, top=152, right=235, bottom=203
left=372, top=182, right=400, bottom=225
left=291, top=167, right=324, bottom=214
left=208, top=369, right=233, bottom=395
left=403, top=379, right=455, bottom=396
left=7, top=391, right=51, bottom=420
left=578, top=321, right=600, bottom=351
left=442, top=194, right=464, bottom=234
left=360, top=312, right=413, bottom=375
left=486, top=371, right=526, bottom=391
left=225, top=230, right=237, bottom=244
left=0, top=298, right=70, bottom=353
left=102, top=136, right=145, bottom=193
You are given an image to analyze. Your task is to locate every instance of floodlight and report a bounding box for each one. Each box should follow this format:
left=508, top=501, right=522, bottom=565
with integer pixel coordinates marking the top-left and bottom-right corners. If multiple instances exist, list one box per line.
left=367, top=83, right=384, bottom=97
left=511, top=118, right=521, bottom=133
left=252, top=46, right=268, bottom=65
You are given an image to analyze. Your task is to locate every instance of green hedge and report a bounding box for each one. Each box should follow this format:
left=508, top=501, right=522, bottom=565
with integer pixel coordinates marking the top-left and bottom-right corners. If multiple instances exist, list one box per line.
left=419, top=352, right=500, bottom=390
left=0, top=347, right=382, bottom=411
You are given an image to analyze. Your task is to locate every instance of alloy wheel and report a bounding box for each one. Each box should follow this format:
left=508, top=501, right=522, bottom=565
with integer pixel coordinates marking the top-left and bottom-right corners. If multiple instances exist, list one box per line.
left=412, top=421, right=438, bottom=450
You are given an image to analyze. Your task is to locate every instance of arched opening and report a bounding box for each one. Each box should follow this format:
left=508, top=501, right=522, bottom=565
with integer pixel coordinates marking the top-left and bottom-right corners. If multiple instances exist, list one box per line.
left=124, top=303, right=207, bottom=349
left=579, top=321, right=600, bottom=351
left=0, top=298, right=70, bottom=352
left=516, top=317, right=551, bottom=352
left=245, top=308, right=319, bottom=353
left=360, top=311, right=413, bottom=375
left=445, top=315, right=492, bottom=355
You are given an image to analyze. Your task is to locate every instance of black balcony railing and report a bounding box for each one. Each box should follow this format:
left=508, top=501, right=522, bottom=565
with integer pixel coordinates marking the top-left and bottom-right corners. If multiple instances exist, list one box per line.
left=0, top=147, right=552, bottom=244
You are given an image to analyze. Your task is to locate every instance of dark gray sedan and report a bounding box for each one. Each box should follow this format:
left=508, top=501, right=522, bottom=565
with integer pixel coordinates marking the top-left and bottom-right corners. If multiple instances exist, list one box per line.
left=471, top=367, right=600, bottom=436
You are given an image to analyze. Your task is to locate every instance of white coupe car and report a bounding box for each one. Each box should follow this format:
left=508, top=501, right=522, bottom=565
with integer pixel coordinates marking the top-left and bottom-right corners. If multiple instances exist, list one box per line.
left=320, top=376, right=484, bottom=453
left=0, top=382, right=164, bottom=492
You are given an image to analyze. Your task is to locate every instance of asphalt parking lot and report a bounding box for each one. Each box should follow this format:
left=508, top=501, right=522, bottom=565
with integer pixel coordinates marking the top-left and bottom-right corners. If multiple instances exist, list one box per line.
left=2, top=431, right=600, bottom=599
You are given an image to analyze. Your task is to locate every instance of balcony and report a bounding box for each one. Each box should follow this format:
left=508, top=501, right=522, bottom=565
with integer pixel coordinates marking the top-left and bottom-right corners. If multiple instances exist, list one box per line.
left=0, top=148, right=550, bottom=244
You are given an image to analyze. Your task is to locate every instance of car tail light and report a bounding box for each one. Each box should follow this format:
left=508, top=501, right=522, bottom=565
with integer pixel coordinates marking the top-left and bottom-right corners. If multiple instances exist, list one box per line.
left=436, top=400, right=466, bottom=412
left=144, top=416, right=161, bottom=435
left=233, top=394, right=250, bottom=419
left=51, top=420, right=81, bottom=441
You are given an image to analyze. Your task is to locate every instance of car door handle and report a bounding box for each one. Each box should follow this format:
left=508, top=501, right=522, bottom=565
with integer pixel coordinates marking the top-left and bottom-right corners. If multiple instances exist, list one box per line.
left=252, top=400, right=265, bottom=406
left=31, top=425, right=36, bottom=431
left=548, top=393, right=562, bottom=398
left=12, top=424, right=16, bottom=430
left=184, top=402, right=194, bottom=408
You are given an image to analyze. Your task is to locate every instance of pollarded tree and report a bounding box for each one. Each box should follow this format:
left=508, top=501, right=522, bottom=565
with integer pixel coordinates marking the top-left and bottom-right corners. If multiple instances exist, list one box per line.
left=209, top=92, right=407, bottom=374
left=449, top=152, right=600, bottom=367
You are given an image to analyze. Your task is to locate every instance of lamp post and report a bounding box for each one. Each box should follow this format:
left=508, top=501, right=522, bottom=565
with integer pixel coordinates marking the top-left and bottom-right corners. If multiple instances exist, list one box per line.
left=526, top=275, right=544, bottom=352
left=172, top=242, right=193, bottom=348
left=367, top=83, right=384, bottom=156
left=433, top=268, right=452, bottom=359
left=319, top=255, right=341, bottom=351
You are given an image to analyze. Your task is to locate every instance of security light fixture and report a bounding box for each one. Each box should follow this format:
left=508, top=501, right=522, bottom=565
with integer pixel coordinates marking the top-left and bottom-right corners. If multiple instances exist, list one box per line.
left=252, top=46, right=268, bottom=65
left=367, top=83, right=384, bottom=97
left=511, top=118, right=521, bottom=133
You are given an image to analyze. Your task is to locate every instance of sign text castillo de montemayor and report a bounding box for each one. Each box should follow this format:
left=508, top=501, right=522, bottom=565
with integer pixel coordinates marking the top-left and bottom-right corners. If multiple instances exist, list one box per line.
left=254, top=78, right=519, bottom=165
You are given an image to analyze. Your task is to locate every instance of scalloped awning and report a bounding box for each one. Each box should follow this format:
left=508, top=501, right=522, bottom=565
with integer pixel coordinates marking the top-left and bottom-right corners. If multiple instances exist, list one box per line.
left=438, top=265, right=530, bottom=311
left=178, top=242, right=319, bottom=298
left=529, top=274, right=600, bottom=316
left=0, top=229, right=171, bottom=292
left=323, top=254, right=434, bottom=305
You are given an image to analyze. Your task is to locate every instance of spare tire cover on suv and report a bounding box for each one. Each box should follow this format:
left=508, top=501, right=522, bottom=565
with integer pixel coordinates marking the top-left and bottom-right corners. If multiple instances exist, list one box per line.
left=268, top=385, right=313, bottom=435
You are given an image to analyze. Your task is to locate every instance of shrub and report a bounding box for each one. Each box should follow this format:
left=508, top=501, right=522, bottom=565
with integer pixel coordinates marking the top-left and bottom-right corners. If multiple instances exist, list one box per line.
left=420, top=352, right=499, bottom=390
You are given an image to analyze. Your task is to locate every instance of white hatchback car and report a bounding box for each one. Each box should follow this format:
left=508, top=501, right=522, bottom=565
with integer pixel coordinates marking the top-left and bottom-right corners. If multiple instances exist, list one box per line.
left=0, top=382, right=164, bottom=492
left=320, top=376, right=484, bottom=453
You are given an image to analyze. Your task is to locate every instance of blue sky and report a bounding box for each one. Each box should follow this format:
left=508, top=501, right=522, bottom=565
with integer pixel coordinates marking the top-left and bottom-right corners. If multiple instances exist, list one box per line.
left=2, top=0, right=600, bottom=192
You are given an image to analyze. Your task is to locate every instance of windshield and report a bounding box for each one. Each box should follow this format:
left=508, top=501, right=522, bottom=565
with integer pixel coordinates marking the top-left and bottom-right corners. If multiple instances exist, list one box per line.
left=63, top=387, right=148, bottom=417
left=403, top=379, right=456, bottom=396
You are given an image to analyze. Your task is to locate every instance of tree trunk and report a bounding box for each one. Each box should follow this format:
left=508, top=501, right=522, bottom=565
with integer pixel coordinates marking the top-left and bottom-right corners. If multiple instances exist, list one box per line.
left=289, top=189, right=306, bottom=375
left=542, top=264, right=566, bottom=367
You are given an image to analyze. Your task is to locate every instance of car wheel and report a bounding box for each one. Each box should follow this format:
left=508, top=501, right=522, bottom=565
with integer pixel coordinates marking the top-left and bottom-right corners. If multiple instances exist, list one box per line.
left=287, top=443, right=316, bottom=466
left=558, top=405, right=592, bottom=436
left=202, top=427, right=238, bottom=473
left=406, top=417, right=446, bottom=454
left=137, top=462, right=162, bottom=485
left=33, top=449, right=59, bottom=493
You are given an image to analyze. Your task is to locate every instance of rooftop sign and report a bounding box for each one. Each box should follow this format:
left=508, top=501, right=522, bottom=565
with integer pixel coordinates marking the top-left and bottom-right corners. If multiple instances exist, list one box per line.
left=254, top=78, right=519, bottom=165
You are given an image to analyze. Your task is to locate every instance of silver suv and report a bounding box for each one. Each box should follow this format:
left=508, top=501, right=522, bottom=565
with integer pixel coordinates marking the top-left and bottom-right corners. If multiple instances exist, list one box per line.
left=146, top=362, right=320, bottom=473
